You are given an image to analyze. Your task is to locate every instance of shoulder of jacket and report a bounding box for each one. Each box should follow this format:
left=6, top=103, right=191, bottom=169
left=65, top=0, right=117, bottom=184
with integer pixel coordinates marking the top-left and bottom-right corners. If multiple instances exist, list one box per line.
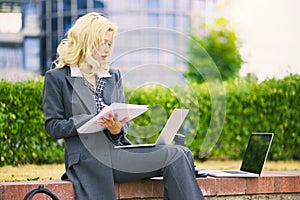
left=109, top=68, right=120, bottom=75
left=44, top=66, right=70, bottom=83
left=45, top=66, right=69, bottom=76
left=109, top=68, right=122, bottom=79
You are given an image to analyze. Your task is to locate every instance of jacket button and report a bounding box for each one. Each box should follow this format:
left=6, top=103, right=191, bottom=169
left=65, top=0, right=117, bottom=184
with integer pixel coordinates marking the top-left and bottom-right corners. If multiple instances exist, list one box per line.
left=81, top=155, right=87, bottom=160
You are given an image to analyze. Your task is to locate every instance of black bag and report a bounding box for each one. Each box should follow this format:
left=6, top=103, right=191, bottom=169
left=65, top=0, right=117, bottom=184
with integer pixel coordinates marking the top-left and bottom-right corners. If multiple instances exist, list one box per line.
left=23, top=186, right=59, bottom=200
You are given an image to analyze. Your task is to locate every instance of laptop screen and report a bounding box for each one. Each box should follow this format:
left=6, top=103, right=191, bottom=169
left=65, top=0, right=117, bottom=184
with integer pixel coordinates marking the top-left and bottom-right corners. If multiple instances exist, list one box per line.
left=240, top=133, right=273, bottom=175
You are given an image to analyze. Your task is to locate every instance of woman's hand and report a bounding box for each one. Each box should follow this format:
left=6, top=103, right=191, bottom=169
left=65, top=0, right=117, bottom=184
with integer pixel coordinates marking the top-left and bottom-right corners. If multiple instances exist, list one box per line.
left=97, top=113, right=129, bottom=135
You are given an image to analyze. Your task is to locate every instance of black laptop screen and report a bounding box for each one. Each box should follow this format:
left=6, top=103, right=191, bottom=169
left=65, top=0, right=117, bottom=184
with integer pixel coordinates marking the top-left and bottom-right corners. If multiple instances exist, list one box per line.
left=240, top=133, right=273, bottom=175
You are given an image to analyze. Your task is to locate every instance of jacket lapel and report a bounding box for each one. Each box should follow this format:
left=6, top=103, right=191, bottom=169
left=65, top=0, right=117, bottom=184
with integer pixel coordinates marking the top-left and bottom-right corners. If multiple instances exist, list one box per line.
left=66, top=76, right=96, bottom=115
left=103, top=75, right=119, bottom=104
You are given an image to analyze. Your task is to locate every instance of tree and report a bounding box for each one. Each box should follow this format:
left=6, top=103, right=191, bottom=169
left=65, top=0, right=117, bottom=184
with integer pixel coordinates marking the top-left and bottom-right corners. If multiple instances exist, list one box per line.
left=185, top=18, right=243, bottom=83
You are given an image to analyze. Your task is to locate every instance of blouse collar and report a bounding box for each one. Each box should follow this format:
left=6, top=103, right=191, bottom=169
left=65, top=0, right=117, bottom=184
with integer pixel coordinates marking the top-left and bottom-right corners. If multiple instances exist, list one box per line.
left=70, top=65, right=112, bottom=79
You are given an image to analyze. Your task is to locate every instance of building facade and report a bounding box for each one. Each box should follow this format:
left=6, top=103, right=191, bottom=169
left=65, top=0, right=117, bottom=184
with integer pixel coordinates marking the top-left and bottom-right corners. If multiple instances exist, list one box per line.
left=0, top=0, right=215, bottom=78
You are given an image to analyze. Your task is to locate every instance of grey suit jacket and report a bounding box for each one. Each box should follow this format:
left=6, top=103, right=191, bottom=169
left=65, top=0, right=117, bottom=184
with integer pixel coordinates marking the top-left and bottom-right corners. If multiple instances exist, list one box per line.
left=43, top=66, right=130, bottom=139
left=43, top=66, right=130, bottom=199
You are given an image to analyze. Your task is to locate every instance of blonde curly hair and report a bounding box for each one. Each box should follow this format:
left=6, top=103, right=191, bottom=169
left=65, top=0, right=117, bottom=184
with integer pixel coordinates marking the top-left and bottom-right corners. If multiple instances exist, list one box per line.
left=54, top=12, right=117, bottom=75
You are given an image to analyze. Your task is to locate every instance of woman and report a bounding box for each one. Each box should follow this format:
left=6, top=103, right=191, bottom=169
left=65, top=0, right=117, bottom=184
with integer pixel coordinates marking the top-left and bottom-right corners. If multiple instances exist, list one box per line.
left=43, top=12, right=204, bottom=200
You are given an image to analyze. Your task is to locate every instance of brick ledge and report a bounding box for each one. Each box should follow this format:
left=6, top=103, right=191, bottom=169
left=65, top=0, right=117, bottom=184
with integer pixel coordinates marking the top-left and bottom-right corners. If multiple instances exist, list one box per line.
left=0, top=171, right=299, bottom=199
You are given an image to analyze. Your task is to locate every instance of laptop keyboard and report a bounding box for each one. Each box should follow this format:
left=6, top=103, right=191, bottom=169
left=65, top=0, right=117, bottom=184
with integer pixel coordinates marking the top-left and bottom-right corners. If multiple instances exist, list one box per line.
left=223, top=170, right=248, bottom=174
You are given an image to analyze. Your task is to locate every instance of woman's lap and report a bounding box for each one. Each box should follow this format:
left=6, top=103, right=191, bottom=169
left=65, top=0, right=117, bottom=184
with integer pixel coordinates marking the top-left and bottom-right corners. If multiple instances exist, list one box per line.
left=111, top=144, right=194, bottom=182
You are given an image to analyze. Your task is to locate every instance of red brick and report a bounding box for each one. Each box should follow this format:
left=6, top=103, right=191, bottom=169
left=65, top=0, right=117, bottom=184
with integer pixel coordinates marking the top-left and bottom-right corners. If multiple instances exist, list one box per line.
left=216, top=178, right=246, bottom=195
left=2, top=171, right=300, bottom=199
left=44, top=180, right=75, bottom=200
left=246, top=176, right=274, bottom=194
left=197, top=177, right=216, bottom=196
left=27, top=193, right=45, bottom=200
left=274, top=176, right=296, bottom=193
left=114, top=183, right=119, bottom=199
left=295, top=176, right=300, bottom=192
left=263, top=171, right=300, bottom=193
left=151, top=180, right=164, bottom=197
left=0, top=184, right=3, bottom=199
left=2, top=181, right=45, bottom=200
left=119, top=180, right=154, bottom=199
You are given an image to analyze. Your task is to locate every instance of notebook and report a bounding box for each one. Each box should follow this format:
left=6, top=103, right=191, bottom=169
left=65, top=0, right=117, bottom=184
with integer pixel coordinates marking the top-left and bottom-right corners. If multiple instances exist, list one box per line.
left=114, top=109, right=189, bottom=149
left=78, top=103, right=148, bottom=134
left=201, top=132, right=274, bottom=178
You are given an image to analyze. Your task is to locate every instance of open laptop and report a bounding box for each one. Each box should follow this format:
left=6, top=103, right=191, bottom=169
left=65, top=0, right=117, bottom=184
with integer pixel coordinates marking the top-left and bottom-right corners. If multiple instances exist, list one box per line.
left=202, top=132, right=274, bottom=178
left=114, top=109, right=189, bottom=149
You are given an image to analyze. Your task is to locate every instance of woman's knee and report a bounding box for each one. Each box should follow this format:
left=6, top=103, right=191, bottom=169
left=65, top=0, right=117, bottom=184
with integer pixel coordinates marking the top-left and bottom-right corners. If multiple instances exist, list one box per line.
left=171, top=145, right=195, bottom=168
left=173, top=145, right=193, bottom=158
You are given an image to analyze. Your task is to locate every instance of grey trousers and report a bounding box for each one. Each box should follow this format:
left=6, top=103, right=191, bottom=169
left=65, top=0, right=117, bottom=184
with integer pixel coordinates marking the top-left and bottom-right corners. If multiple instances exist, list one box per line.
left=69, top=133, right=204, bottom=200
left=111, top=145, right=204, bottom=200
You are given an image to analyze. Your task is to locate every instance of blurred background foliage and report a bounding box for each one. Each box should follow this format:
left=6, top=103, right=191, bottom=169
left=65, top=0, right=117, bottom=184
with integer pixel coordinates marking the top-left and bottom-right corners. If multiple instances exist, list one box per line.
left=126, top=75, right=300, bottom=161
left=0, top=74, right=299, bottom=166
left=185, top=18, right=243, bottom=83
left=0, top=78, right=64, bottom=166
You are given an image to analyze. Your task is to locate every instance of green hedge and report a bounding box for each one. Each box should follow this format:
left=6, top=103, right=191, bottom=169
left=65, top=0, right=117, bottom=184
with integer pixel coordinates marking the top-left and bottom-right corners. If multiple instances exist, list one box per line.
left=203, top=75, right=300, bottom=160
left=125, top=75, right=300, bottom=161
left=0, top=75, right=299, bottom=166
left=0, top=78, right=64, bottom=166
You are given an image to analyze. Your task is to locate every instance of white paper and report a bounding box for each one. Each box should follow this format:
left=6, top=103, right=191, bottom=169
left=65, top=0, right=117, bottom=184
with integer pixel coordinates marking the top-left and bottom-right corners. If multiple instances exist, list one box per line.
left=77, top=103, right=148, bottom=134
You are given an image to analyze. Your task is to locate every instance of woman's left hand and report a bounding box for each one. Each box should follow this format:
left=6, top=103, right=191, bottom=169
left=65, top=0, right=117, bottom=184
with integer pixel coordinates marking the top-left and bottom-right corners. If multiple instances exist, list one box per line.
left=97, top=113, right=129, bottom=135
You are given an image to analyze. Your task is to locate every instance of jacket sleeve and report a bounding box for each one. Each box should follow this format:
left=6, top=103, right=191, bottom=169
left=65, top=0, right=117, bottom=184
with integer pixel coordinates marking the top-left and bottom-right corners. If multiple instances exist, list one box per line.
left=43, top=70, right=94, bottom=140
left=115, top=69, right=130, bottom=135
left=102, top=69, right=131, bottom=145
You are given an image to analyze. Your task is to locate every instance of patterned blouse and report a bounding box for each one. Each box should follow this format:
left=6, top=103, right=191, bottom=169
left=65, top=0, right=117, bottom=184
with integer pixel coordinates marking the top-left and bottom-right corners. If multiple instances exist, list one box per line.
left=82, top=73, right=122, bottom=140
left=82, top=76, right=106, bottom=114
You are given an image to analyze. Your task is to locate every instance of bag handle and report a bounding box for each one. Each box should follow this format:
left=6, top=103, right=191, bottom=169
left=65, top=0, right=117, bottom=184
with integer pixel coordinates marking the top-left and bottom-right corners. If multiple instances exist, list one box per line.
left=23, top=186, right=59, bottom=200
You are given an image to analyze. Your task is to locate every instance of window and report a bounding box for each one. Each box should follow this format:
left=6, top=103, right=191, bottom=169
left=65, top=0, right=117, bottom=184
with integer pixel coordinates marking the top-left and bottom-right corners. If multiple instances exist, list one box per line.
left=166, top=14, right=176, bottom=28
left=177, top=0, right=191, bottom=11
left=147, top=13, right=159, bottom=27
left=51, top=35, right=58, bottom=59
left=63, top=0, right=71, bottom=12
left=177, top=15, right=190, bottom=33
left=51, top=0, right=57, bottom=13
left=41, top=1, right=46, bottom=30
left=94, top=0, right=104, bottom=9
left=127, top=0, right=140, bottom=10
left=51, top=17, right=57, bottom=31
left=63, top=16, right=72, bottom=34
left=147, top=0, right=158, bottom=10
left=0, top=46, right=22, bottom=68
left=24, top=38, right=40, bottom=71
left=77, top=0, right=87, bottom=9
left=161, top=0, right=176, bottom=11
